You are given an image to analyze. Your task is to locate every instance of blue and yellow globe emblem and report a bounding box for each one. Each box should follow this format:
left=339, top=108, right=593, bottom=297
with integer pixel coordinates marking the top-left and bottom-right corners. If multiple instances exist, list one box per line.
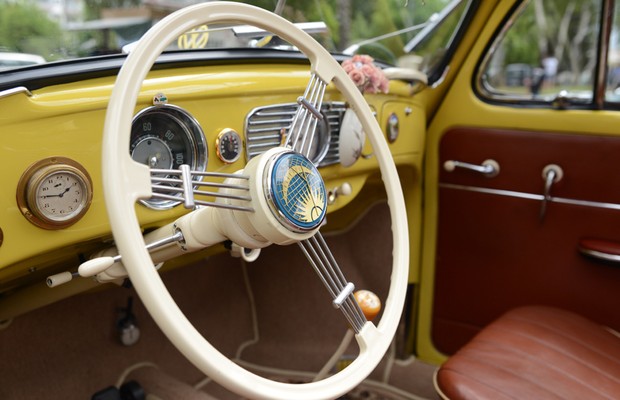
left=270, top=153, right=327, bottom=231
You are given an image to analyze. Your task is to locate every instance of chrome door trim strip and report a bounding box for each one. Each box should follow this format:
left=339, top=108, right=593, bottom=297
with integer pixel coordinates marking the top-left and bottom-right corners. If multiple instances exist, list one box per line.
left=440, top=183, right=543, bottom=201
left=440, top=183, right=620, bottom=211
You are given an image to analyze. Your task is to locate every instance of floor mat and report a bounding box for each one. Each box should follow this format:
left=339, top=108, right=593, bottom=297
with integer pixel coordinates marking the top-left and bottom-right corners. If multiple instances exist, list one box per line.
left=342, top=385, right=415, bottom=400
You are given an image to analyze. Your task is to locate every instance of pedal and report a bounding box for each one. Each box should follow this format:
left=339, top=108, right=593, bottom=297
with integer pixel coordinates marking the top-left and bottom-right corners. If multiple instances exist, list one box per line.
left=91, top=381, right=145, bottom=400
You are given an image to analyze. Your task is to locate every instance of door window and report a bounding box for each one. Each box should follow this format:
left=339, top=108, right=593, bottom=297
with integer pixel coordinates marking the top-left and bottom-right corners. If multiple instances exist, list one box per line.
left=478, top=0, right=602, bottom=106
left=606, top=4, right=620, bottom=103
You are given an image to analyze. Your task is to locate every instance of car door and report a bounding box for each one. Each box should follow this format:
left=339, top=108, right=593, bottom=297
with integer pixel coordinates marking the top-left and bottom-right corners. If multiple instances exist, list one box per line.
left=415, top=0, right=620, bottom=363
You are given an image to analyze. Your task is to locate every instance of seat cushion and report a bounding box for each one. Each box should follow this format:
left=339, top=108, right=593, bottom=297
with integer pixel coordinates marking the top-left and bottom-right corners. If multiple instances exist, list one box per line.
left=435, top=306, right=620, bottom=400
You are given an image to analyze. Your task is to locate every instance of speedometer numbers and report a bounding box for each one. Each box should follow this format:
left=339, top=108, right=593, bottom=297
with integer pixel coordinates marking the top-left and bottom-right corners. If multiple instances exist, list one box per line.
left=130, top=105, right=207, bottom=210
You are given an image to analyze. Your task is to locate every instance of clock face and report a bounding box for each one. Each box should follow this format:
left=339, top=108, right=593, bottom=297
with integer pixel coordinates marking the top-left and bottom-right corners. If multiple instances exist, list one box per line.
left=33, top=170, right=88, bottom=222
left=17, top=158, right=93, bottom=229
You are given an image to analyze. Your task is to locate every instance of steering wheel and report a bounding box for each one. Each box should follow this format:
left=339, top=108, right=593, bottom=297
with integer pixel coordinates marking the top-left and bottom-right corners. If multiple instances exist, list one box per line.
left=102, top=2, right=408, bottom=399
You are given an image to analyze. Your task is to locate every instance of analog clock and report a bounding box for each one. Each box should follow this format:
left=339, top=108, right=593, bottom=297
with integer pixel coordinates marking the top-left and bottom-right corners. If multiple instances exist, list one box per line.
left=17, top=157, right=93, bottom=229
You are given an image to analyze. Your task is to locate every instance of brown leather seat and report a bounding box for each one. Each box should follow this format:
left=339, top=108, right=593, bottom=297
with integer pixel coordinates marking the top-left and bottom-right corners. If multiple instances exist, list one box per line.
left=435, top=306, right=620, bottom=400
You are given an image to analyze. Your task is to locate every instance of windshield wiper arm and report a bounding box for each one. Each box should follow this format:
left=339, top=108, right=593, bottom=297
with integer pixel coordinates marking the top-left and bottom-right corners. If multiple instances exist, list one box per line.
left=342, top=22, right=429, bottom=56
left=403, top=0, right=463, bottom=53
left=274, top=0, right=286, bottom=15
left=231, top=22, right=328, bottom=38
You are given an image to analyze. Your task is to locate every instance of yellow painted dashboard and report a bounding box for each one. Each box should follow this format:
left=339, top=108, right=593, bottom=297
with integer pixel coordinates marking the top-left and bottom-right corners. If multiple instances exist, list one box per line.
left=0, top=61, right=424, bottom=314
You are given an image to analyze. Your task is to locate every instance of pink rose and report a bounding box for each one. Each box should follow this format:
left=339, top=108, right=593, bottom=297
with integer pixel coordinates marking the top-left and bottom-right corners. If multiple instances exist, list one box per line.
left=341, top=59, right=354, bottom=73
left=341, top=54, right=389, bottom=94
left=361, top=63, right=376, bottom=77
left=378, top=77, right=389, bottom=94
left=358, top=55, right=374, bottom=64
left=348, top=69, right=367, bottom=88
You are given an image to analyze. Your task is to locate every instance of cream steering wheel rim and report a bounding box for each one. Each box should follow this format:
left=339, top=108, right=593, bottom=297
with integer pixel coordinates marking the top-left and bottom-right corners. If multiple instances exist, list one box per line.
left=102, top=2, right=409, bottom=399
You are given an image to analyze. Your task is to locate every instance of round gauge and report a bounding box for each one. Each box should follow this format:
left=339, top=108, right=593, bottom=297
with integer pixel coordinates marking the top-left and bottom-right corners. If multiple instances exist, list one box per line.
left=17, top=157, right=93, bottom=229
left=215, top=128, right=242, bottom=164
left=130, top=105, right=207, bottom=209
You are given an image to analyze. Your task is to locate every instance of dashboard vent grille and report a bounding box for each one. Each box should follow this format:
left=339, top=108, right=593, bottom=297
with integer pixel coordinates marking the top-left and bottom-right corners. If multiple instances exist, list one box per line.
left=245, top=101, right=346, bottom=166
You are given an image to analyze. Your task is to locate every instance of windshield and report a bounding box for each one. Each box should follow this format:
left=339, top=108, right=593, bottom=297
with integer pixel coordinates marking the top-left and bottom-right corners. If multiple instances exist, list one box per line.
left=0, top=0, right=470, bottom=78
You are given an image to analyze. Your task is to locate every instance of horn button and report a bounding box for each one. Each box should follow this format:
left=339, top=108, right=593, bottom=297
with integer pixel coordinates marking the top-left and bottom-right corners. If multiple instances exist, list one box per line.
left=219, top=148, right=327, bottom=248
left=266, top=151, right=327, bottom=232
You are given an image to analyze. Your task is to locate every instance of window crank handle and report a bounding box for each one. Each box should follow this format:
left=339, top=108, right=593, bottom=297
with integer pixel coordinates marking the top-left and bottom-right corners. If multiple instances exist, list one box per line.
left=540, top=164, right=563, bottom=220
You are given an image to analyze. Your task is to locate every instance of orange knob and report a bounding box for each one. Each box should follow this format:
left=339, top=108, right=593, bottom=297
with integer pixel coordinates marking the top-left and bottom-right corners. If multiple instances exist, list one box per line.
left=354, top=290, right=381, bottom=321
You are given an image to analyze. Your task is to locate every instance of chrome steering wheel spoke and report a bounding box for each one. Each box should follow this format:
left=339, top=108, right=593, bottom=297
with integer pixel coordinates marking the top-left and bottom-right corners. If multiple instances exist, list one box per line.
left=299, top=232, right=367, bottom=333
left=288, top=74, right=366, bottom=332
left=149, top=166, right=255, bottom=212
left=285, top=73, right=327, bottom=160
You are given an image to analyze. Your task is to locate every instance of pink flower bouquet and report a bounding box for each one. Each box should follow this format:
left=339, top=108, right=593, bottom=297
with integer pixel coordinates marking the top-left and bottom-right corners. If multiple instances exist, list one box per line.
left=341, top=55, right=389, bottom=94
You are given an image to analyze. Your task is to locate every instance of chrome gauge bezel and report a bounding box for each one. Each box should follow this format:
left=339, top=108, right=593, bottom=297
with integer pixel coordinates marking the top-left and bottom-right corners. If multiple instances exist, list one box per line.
left=130, top=104, right=207, bottom=210
left=215, top=128, right=242, bottom=164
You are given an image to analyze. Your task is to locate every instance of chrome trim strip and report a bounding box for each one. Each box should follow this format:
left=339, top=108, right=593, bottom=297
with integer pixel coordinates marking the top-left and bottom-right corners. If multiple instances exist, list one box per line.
left=552, top=196, right=620, bottom=211
left=0, top=86, right=33, bottom=99
left=440, top=183, right=543, bottom=201
left=578, top=247, right=620, bottom=263
left=440, top=183, right=620, bottom=211
left=244, top=101, right=345, bottom=166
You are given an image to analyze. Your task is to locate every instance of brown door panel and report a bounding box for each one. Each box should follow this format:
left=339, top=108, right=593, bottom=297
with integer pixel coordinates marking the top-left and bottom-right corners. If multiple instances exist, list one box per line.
left=432, top=127, right=620, bottom=355
left=439, top=127, right=620, bottom=204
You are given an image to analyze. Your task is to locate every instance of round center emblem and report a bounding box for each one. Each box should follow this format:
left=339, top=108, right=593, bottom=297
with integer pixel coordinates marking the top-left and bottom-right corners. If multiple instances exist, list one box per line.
left=269, top=152, right=327, bottom=232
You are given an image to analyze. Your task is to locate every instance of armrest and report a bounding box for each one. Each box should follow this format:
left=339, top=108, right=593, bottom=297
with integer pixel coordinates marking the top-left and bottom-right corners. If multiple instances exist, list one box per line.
left=578, top=238, right=620, bottom=263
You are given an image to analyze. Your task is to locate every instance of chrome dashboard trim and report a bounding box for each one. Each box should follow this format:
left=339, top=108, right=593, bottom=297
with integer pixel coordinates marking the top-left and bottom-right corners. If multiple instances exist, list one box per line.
left=440, top=183, right=620, bottom=211
left=0, top=86, right=33, bottom=99
left=245, top=101, right=345, bottom=166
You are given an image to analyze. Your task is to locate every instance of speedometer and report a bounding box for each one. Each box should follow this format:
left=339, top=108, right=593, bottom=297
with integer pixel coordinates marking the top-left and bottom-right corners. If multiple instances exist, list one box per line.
left=130, top=105, right=207, bottom=209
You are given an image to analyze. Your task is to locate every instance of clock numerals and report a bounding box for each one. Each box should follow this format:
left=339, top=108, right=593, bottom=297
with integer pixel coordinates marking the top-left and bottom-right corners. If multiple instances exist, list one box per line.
left=17, top=157, right=93, bottom=230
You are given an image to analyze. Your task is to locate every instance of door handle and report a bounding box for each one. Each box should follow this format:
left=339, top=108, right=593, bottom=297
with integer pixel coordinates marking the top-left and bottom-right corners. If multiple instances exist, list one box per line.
left=443, top=159, right=500, bottom=177
left=578, top=238, right=620, bottom=264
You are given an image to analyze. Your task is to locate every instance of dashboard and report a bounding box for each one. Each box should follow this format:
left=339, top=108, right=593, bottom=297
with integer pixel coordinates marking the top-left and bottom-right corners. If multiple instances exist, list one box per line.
left=0, top=59, right=424, bottom=312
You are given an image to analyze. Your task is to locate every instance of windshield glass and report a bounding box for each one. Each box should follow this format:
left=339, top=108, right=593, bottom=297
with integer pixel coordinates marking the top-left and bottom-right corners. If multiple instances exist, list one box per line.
left=0, top=0, right=469, bottom=77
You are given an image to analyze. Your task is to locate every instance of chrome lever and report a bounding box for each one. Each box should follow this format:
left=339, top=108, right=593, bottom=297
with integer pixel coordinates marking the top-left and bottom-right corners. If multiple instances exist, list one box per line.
left=540, top=164, right=563, bottom=220
left=443, top=159, right=500, bottom=177
left=46, top=231, right=185, bottom=287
